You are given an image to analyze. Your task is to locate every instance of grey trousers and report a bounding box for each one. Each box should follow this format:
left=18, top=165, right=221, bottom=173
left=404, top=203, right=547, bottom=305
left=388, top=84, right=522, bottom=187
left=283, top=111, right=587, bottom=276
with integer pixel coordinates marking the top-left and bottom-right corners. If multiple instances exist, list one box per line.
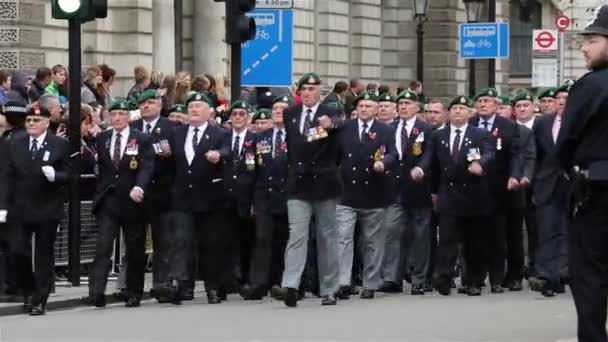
left=381, top=202, right=405, bottom=284
left=403, top=207, right=432, bottom=286
left=337, top=205, right=386, bottom=290
left=281, top=199, right=340, bottom=296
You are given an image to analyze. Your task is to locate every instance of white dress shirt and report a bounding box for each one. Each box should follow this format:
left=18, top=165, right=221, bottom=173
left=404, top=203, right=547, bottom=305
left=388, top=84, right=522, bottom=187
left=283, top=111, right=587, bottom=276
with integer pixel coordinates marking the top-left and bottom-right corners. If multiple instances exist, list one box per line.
left=478, top=114, right=496, bottom=131
left=300, top=102, right=320, bottom=133
left=517, top=116, right=535, bottom=130
left=358, top=119, right=373, bottom=139
left=110, top=126, right=130, bottom=160
left=185, top=123, right=207, bottom=165
left=232, top=129, right=248, bottom=155
left=29, top=131, right=48, bottom=151
left=449, top=124, right=467, bottom=151
left=395, top=116, right=417, bottom=160
left=142, top=116, right=160, bottom=133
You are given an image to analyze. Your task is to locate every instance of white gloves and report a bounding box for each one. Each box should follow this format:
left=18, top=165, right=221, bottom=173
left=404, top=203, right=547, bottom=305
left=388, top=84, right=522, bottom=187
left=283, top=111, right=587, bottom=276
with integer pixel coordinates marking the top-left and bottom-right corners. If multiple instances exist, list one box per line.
left=41, top=166, right=56, bottom=182
left=0, top=210, right=7, bottom=223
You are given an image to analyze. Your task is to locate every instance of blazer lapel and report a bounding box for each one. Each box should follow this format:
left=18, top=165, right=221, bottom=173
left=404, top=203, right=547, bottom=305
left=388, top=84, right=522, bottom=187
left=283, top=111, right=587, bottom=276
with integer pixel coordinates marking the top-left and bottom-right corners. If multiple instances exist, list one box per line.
left=458, top=126, right=474, bottom=163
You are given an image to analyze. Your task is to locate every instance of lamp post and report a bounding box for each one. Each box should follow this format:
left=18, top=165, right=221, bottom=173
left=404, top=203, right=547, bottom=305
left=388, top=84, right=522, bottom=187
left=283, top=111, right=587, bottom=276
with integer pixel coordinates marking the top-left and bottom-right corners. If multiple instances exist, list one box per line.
left=464, top=0, right=484, bottom=97
left=413, top=0, right=429, bottom=84
left=488, top=0, right=496, bottom=87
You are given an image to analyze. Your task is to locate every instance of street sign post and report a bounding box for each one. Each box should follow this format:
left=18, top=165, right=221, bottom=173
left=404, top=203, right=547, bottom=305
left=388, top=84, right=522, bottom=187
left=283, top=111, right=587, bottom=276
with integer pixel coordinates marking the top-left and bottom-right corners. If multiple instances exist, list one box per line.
left=555, top=15, right=570, bottom=84
left=459, top=22, right=510, bottom=59
left=242, top=8, right=293, bottom=87
left=532, top=29, right=559, bottom=87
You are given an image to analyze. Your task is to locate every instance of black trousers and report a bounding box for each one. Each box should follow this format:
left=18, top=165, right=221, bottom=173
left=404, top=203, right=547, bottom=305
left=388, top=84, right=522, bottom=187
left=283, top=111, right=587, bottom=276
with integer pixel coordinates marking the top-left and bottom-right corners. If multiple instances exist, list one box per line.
left=144, top=206, right=172, bottom=290
left=9, top=220, right=58, bottom=306
left=249, top=212, right=288, bottom=291
left=170, top=210, right=229, bottom=292
left=225, top=201, right=254, bottom=287
left=485, top=210, right=507, bottom=286
left=0, top=221, right=18, bottom=294
left=435, top=215, right=486, bottom=287
left=427, top=212, right=439, bottom=284
left=524, top=198, right=538, bottom=275
left=89, top=211, right=147, bottom=298
left=570, top=189, right=608, bottom=342
left=536, top=198, right=568, bottom=286
left=504, top=207, right=525, bottom=284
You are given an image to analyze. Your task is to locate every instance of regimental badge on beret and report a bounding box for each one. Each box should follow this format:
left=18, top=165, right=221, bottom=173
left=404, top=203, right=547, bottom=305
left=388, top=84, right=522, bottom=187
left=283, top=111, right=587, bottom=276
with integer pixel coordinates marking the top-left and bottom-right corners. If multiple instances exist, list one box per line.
left=384, top=95, right=391, bottom=101
left=308, top=76, right=316, bottom=84
left=241, top=102, right=247, bottom=108
left=260, top=112, right=267, bottom=119
left=460, top=97, right=466, bottom=104
left=489, top=90, right=494, bottom=96
left=405, top=93, right=411, bottom=99
left=195, top=93, right=202, bottom=101
left=282, top=96, right=288, bottom=102
left=364, top=93, right=370, bottom=100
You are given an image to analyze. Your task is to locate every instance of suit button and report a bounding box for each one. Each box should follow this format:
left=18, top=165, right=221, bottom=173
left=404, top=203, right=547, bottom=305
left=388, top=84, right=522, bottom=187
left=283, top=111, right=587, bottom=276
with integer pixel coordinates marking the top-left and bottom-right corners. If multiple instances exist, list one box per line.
left=365, top=181, right=368, bottom=185
left=298, top=162, right=302, bottom=165
left=312, top=161, right=315, bottom=165
left=313, top=175, right=317, bottom=179
left=396, top=175, right=400, bottom=179
left=188, top=170, right=192, bottom=174
left=463, top=184, right=467, bottom=187
left=229, top=188, right=233, bottom=192
left=352, top=167, right=356, bottom=171
left=233, top=175, right=237, bottom=179
left=348, top=154, right=352, bottom=158
left=268, top=176, right=273, bottom=180
left=365, top=168, right=369, bottom=173
left=268, top=188, right=273, bottom=192
left=188, top=184, right=193, bottom=189
left=352, top=180, right=356, bottom=184
left=280, top=178, right=284, bottom=182
left=449, top=182, right=454, bottom=186
left=151, top=180, right=156, bottom=184
left=114, top=175, right=119, bottom=179
left=444, top=168, right=448, bottom=171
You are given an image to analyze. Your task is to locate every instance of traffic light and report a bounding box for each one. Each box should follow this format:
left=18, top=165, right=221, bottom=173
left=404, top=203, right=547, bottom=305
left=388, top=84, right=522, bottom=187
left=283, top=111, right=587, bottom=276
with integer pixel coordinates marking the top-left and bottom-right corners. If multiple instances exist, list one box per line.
left=51, top=0, right=107, bottom=22
left=224, top=0, right=257, bottom=44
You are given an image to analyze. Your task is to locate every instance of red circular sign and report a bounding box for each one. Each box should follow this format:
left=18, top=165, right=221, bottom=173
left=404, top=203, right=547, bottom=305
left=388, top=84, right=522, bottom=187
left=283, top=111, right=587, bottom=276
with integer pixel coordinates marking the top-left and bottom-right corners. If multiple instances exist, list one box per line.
left=556, top=15, right=571, bottom=32
left=535, top=31, right=556, bottom=49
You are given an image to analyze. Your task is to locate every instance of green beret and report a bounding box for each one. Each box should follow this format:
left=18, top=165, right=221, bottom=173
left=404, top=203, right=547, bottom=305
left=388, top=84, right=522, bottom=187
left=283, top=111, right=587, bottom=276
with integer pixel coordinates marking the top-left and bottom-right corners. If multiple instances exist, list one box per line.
left=186, top=92, right=211, bottom=106
left=378, top=92, right=396, bottom=103
left=395, top=90, right=419, bottom=102
left=448, top=95, right=472, bottom=110
left=109, top=97, right=132, bottom=112
left=297, top=72, right=321, bottom=90
left=137, top=89, right=161, bottom=104
left=537, top=88, right=556, bottom=99
left=169, top=104, right=187, bottom=114
left=272, top=95, right=293, bottom=105
left=555, top=80, right=575, bottom=96
left=498, top=96, right=512, bottom=106
left=474, top=87, right=498, bottom=101
left=229, top=100, right=250, bottom=113
left=252, top=108, right=272, bottom=123
left=353, top=91, right=379, bottom=107
left=512, top=91, right=534, bottom=105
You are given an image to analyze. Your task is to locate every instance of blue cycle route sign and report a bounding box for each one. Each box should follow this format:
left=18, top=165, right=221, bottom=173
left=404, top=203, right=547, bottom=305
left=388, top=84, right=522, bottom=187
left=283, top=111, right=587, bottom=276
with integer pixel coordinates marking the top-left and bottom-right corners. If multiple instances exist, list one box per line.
left=459, top=22, right=509, bottom=59
left=242, top=9, right=293, bottom=87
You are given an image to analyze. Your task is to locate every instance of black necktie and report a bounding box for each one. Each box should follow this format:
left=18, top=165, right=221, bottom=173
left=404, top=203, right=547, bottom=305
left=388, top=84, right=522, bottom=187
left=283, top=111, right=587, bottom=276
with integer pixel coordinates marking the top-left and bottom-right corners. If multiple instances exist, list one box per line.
left=233, top=135, right=240, bottom=160
left=401, top=120, right=408, bottom=156
left=113, top=133, right=122, bottom=168
left=30, top=139, right=38, bottom=160
left=192, top=127, right=199, bottom=152
left=274, top=129, right=284, bottom=158
left=451, top=129, right=461, bottom=162
left=145, top=123, right=152, bottom=135
left=361, top=122, right=368, bottom=142
left=302, top=108, right=313, bottom=134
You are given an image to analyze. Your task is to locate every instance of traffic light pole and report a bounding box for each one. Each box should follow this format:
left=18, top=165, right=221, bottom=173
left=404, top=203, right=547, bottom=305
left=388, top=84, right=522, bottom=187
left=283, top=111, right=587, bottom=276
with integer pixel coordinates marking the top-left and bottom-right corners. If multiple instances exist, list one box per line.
left=231, top=43, right=242, bottom=101
left=67, top=19, right=82, bottom=287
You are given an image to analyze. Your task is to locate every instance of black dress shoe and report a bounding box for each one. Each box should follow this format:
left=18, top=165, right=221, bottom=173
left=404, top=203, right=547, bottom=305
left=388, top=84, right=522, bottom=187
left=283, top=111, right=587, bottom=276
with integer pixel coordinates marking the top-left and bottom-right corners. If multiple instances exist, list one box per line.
left=467, top=287, right=481, bottom=296
left=181, top=288, right=194, bottom=301
left=125, top=297, right=141, bottom=307
left=241, top=286, right=264, bottom=300
left=424, top=283, right=433, bottom=293
left=457, top=286, right=468, bottom=294
left=321, top=294, right=337, bottom=305
left=541, top=288, right=555, bottom=297
left=350, top=286, right=361, bottom=295
left=379, top=282, right=402, bottom=293
left=283, top=287, right=298, bottom=307
left=360, top=289, right=375, bottom=299
left=554, top=283, right=566, bottom=294
left=29, top=304, right=46, bottom=316
left=509, top=281, right=523, bottom=292
left=86, top=294, right=106, bottom=308
left=207, top=290, right=222, bottom=304
left=171, top=284, right=182, bottom=306
left=433, top=276, right=451, bottom=296
left=218, top=288, right=227, bottom=301
left=23, top=296, right=32, bottom=313
left=491, top=285, right=504, bottom=294
left=270, top=285, right=282, bottom=300
left=154, top=287, right=174, bottom=303
left=336, top=286, right=350, bottom=300
left=528, top=277, right=545, bottom=292
left=411, top=284, right=425, bottom=295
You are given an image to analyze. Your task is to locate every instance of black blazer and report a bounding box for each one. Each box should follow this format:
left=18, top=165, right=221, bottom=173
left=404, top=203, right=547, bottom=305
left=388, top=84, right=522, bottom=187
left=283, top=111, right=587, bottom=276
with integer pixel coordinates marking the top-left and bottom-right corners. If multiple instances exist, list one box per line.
left=93, top=129, right=154, bottom=220
left=509, top=124, right=537, bottom=208
left=131, top=117, right=176, bottom=211
left=283, top=103, right=344, bottom=201
left=0, top=133, right=70, bottom=223
left=223, top=129, right=257, bottom=218
left=338, top=119, right=397, bottom=209
left=170, top=124, right=230, bottom=213
left=533, top=114, right=570, bottom=205
left=418, top=126, right=495, bottom=217
left=397, top=118, right=434, bottom=209
left=470, top=115, right=521, bottom=208
left=253, top=128, right=289, bottom=215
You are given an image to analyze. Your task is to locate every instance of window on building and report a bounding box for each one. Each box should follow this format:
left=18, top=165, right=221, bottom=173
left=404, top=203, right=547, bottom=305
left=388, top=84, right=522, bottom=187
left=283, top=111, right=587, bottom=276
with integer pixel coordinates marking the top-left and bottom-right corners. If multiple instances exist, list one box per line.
left=510, top=0, right=542, bottom=77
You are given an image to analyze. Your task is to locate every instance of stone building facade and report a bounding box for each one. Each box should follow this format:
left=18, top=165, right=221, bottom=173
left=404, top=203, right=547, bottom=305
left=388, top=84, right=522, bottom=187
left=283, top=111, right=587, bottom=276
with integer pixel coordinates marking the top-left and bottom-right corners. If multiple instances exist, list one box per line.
left=0, top=0, right=603, bottom=100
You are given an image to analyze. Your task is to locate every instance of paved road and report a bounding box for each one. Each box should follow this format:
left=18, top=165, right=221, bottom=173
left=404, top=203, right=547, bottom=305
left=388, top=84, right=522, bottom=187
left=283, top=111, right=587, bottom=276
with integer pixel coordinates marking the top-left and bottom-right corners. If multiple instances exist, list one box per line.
left=0, top=287, right=578, bottom=342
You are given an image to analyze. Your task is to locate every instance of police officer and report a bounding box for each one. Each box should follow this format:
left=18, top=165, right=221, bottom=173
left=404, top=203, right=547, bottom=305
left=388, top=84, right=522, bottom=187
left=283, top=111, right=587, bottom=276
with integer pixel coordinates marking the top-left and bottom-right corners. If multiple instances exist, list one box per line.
left=413, top=96, right=495, bottom=296
left=555, top=6, right=608, bottom=340
left=336, top=92, right=397, bottom=299
left=88, top=98, right=154, bottom=308
left=537, top=89, right=556, bottom=116
left=471, top=87, right=521, bottom=293
left=280, top=72, right=343, bottom=307
left=130, top=89, right=176, bottom=302
left=243, top=95, right=292, bottom=300
left=169, top=92, right=230, bottom=305
left=0, top=104, right=70, bottom=315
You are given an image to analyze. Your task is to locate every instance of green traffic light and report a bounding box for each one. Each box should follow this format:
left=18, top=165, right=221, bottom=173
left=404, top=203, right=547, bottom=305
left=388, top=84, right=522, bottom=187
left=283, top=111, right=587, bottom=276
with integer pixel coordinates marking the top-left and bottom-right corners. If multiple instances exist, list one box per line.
left=57, top=0, right=82, bottom=13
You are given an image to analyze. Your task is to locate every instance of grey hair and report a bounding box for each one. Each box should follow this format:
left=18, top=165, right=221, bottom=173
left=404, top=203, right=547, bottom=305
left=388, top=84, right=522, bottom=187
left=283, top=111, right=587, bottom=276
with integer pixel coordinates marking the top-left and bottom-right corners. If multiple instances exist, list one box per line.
left=38, top=93, right=60, bottom=110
